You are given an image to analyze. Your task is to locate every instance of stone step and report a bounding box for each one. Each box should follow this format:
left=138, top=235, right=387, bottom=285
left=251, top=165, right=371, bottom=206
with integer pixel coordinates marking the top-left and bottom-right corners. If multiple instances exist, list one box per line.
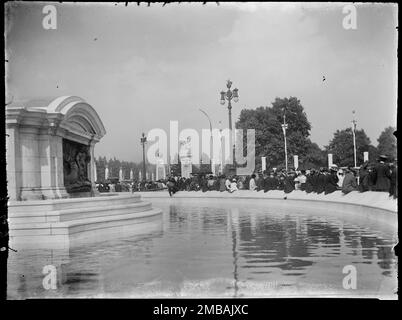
left=9, top=208, right=162, bottom=236
left=8, top=201, right=153, bottom=223
left=8, top=193, right=142, bottom=213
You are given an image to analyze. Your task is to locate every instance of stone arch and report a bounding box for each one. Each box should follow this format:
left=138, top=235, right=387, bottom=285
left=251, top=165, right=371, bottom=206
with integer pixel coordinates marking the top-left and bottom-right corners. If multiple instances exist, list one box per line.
left=47, top=96, right=106, bottom=142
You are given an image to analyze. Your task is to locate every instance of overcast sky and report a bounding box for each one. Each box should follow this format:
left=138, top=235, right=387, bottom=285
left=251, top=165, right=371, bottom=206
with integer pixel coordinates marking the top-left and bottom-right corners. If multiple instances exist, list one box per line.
left=5, top=2, right=397, bottom=162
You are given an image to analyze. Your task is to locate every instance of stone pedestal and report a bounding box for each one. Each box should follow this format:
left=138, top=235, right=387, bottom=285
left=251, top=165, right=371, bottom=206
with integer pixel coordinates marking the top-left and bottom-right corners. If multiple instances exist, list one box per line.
left=181, top=156, right=192, bottom=178
left=156, top=158, right=166, bottom=180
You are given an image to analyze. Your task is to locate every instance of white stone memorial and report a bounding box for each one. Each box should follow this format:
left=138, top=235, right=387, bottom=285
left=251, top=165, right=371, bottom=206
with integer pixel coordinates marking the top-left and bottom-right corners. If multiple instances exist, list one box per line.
left=6, top=96, right=162, bottom=248
left=6, top=96, right=106, bottom=200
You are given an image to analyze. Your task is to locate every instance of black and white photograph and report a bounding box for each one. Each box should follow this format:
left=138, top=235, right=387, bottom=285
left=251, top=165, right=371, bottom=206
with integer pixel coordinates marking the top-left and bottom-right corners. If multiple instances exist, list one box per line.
left=2, top=1, right=398, bottom=304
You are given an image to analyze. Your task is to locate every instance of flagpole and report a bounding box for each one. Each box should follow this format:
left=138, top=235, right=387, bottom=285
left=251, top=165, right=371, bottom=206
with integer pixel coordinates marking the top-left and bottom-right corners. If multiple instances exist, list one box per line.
left=352, top=111, right=357, bottom=168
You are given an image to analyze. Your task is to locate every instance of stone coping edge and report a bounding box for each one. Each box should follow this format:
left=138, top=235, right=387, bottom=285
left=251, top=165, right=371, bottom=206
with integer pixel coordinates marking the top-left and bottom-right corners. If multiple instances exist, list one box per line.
left=137, top=190, right=397, bottom=215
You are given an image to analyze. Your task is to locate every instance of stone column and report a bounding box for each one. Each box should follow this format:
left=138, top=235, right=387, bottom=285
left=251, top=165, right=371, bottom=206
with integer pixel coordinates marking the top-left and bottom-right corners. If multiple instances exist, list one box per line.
left=38, top=127, right=57, bottom=199
left=89, top=140, right=99, bottom=196
left=6, top=125, right=22, bottom=201
left=94, top=161, right=97, bottom=182
left=19, top=127, right=43, bottom=200
left=53, top=135, right=68, bottom=198
left=130, top=169, right=133, bottom=180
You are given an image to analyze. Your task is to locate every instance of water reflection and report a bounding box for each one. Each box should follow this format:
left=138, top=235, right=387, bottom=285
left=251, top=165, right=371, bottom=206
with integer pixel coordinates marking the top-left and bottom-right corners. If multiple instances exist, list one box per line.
left=7, top=199, right=397, bottom=298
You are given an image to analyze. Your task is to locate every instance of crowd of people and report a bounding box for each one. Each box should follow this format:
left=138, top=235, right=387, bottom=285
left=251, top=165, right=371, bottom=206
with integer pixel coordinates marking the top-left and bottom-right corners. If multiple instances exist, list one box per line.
left=165, top=155, right=397, bottom=199
left=96, top=180, right=166, bottom=193
left=95, top=155, right=397, bottom=199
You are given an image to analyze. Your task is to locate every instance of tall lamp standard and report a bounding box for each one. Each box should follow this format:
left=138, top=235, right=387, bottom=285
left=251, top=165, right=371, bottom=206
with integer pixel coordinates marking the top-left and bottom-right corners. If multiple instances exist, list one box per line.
left=352, top=110, right=357, bottom=168
left=220, top=80, right=239, bottom=168
left=140, top=132, right=147, bottom=182
left=219, top=120, right=224, bottom=175
left=281, top=107, right=289, bottom=172
left=199, top=108, right=213, bottom=172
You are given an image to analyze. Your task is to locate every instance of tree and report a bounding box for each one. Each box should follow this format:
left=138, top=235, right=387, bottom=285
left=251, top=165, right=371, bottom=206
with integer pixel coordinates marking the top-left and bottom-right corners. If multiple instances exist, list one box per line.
left=236, top=97, right=315, bottom=170
left=377, top=126, right=397, bottom=161
left=325, top=128, right=374, bottom=167
left=95, top=156, right=141, bottom=182
left=302, top=140, right=327, bottom=169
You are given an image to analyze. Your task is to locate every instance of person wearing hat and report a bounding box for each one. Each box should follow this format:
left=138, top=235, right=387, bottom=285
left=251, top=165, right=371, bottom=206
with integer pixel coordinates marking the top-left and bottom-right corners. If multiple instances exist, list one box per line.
left=249, top=174, right=257, bottom=191
left=316, top=168, right=326, bottom=194
left=225, top=176, right=231, bottom=192
left=297, top=170, right=307, bottom=191
left=230, top=178, right=238, bottom=193
left=337, top=168, right=345, bottom=188
left=358, top=161, right=370, bottom=192
left=325, top=166, right=339, bottom=194
left=167, top=176, right=177, bottom=197
left=219, top=175, right=227, bottom=192
left=373, top=155, right=391, bottom=192
left=304, top=169, right=314, bottom=193
left=342, top=167, right=358, bottom=194
left=283, top=172, right=295, bottom=194
left=256, top=172, right=265, bottom=191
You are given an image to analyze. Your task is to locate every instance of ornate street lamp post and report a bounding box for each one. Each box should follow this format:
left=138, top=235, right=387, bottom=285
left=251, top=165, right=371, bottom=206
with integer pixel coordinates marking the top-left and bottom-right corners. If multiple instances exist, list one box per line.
left=199, top=108, right=213, bottom=172
left=220, top=80, right=239, bottom=169
left=281, top=108, right=289, bottom=172
left=140, top=132, right=147, bottom=182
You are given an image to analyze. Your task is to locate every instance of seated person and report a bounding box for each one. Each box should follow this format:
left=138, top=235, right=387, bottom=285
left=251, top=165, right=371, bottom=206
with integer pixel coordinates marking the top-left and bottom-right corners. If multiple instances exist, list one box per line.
left=229, top=179, right=238, bottom=193
left=342, top=168, right=357, bottom=194
left=249, top=174, right=257, bottom=191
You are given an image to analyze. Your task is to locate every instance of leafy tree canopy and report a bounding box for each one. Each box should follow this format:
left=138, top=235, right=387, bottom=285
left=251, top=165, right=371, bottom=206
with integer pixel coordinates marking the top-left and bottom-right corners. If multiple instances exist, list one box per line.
left=236, top=97, right=313, bottom=169
left=377, top=126, right=397, bottom=161
left=325, top=128, right=375, bottom=167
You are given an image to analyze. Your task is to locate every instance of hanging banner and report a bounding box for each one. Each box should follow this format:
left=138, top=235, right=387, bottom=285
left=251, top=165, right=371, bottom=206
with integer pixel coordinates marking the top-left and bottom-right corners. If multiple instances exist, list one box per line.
left=328, top=153, right=333, bottom=168
left=293, top=155, right=299, bottom=170
left=363, top=152, right=369, bottom=162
